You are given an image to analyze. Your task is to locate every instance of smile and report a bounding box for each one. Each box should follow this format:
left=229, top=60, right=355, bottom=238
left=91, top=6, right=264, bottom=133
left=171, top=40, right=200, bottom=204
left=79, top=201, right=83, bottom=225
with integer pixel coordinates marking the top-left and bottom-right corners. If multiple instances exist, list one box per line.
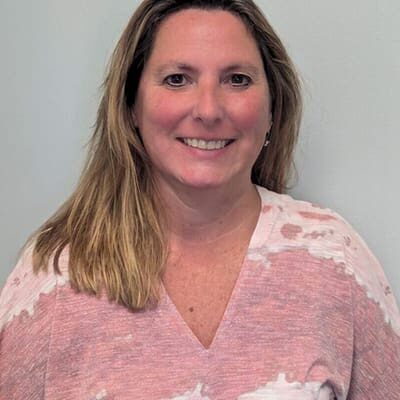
left=181, top=138, right=233, bottom=150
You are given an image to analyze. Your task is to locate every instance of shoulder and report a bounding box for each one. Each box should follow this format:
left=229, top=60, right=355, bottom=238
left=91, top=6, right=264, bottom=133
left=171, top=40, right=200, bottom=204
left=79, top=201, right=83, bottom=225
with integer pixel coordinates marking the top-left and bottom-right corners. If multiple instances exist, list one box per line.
left=0, top=245, right=70, bottom=332
left=256, top=184, right=354, bottom=248
left=256, top=185, right=400, bottom=336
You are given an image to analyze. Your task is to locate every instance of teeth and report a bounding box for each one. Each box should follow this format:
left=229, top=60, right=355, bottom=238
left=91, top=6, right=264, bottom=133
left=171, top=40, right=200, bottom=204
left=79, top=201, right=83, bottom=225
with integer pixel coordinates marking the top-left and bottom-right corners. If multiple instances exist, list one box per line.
left=182, top=138, right=230, bottom=150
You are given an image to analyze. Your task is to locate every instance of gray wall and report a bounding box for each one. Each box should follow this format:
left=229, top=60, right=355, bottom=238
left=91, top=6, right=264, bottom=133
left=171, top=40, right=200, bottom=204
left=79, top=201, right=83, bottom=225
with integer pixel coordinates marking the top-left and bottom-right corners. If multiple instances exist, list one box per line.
left=1, top=1, right=399, bottom=302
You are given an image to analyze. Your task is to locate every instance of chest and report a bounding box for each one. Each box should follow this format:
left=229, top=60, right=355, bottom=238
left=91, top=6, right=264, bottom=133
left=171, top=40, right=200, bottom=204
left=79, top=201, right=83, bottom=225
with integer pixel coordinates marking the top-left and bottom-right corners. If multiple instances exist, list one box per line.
left=43, top=254, right=352, bottom=399
left=162, top=243, right=247, bottom=349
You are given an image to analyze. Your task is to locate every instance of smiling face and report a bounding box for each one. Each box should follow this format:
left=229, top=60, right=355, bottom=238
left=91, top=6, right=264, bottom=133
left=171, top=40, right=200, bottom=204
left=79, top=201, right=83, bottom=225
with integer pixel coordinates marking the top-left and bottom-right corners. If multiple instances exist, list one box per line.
left=133, top=9, right=272, bottom=194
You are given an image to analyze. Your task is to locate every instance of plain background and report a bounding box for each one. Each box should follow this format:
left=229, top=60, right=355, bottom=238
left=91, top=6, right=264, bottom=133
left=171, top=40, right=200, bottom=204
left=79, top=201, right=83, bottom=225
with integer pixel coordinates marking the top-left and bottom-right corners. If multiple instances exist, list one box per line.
left=1, top=1, right=399, bottom=303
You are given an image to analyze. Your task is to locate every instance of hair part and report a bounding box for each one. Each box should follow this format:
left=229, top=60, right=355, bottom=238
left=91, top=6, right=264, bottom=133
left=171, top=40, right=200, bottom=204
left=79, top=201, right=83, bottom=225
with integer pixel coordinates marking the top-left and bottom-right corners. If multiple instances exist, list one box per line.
left=27, top=0, right=302, bottom=311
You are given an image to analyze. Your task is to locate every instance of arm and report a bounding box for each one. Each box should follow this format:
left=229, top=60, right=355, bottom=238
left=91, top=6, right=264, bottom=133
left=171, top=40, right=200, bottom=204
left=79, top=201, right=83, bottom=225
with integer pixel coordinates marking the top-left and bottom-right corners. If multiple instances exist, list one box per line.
left=343, top=226, right=400, bottom=399
left=0, top=250, right=58, bottom=399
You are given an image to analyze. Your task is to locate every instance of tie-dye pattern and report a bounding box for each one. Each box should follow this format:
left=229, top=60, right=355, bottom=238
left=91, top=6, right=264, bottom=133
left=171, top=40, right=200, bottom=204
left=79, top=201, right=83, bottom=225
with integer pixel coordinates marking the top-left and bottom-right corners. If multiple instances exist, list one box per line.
left=1, top=186, right=399, bottom=399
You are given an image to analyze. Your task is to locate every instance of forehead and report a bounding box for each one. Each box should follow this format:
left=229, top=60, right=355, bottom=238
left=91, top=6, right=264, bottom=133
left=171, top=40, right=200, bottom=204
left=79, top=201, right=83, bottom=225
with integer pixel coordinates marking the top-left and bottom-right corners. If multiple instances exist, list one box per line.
left=148, top=8, right=262, bottom=63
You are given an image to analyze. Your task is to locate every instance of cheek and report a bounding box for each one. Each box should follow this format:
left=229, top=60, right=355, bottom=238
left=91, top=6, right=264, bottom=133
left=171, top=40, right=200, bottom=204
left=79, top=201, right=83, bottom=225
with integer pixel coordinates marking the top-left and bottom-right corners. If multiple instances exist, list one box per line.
left=229, top=94, right=271, bottom=133
left=140, top=92, right=186, bottom=131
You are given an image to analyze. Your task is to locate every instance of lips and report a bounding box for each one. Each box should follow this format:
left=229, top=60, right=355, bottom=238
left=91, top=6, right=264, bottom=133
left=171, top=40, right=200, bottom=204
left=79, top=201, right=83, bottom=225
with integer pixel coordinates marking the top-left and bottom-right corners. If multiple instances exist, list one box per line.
left=179, top=138, right=234, bottom=150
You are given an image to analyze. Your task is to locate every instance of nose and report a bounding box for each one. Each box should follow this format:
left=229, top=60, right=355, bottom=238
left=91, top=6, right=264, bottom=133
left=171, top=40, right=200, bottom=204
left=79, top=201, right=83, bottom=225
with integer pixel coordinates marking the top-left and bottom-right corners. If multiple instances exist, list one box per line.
left=191, top=81, right=224, bottom=126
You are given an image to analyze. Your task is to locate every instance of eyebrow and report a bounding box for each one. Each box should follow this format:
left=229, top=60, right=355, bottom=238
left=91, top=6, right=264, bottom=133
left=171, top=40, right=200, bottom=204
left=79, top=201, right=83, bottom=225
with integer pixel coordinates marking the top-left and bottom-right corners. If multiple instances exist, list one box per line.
left=155, top=63, right=196, bottom=76
left=154, top=62, right=262, bottom=78
left=223, top=63, right=261, bottom=78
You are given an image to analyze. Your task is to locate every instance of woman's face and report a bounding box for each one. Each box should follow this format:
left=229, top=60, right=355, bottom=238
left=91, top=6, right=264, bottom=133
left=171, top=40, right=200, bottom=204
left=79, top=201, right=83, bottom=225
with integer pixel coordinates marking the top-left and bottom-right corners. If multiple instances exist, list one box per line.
left=134, top=9, right=272, bottom=193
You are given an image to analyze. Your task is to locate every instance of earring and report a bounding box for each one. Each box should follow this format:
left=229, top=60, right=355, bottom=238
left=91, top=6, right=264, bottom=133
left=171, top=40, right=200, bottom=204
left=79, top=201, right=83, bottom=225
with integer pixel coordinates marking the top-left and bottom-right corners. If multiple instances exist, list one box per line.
left=264, top=130, right=272, bottom=147
left=264, top=121, right=273, bottom=147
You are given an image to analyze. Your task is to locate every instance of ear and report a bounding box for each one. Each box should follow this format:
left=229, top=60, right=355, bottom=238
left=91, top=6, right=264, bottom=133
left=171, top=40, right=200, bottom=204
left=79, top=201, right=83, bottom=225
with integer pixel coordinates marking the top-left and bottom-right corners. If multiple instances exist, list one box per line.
left=268, top=117, right=273, bottom=132
left=132, top=110, right=138, bottom=128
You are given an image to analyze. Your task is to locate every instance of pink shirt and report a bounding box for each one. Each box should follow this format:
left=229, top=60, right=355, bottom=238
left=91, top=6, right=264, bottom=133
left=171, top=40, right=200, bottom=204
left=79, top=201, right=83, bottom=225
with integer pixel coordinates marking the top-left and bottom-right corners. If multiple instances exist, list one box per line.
left=1, top=186, right=399, bottom=399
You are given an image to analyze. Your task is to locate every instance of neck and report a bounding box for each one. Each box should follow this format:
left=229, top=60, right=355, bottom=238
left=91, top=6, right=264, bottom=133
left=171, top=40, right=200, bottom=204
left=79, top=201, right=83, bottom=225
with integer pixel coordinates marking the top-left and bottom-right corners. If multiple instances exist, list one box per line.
left=156, top=177, right=261, bottom=246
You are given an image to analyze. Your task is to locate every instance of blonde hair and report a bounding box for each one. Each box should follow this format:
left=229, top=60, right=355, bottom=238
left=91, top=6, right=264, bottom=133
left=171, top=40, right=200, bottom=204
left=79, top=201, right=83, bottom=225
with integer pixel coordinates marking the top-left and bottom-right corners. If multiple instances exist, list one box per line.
left=27, top=0, right=302, bottom=311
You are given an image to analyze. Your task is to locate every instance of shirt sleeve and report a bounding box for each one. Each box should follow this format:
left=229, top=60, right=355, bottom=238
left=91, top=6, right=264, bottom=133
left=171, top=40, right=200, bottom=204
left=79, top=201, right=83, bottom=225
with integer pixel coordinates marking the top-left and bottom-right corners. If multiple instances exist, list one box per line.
left=0, top=250, right=58, bottom=399
left=343, top=223, right=400, bottom=399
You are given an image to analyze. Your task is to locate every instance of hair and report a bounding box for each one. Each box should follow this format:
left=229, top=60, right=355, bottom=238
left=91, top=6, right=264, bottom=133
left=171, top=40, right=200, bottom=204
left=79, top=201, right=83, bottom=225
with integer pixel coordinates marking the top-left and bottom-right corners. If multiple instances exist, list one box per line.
left=27, top=0, right=302, bottom=311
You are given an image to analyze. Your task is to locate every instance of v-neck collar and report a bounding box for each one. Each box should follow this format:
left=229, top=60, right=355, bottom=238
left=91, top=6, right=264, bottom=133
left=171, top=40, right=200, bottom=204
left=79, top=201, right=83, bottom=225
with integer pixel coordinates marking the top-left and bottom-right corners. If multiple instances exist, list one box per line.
left=160, top=186, right=278, bottom=352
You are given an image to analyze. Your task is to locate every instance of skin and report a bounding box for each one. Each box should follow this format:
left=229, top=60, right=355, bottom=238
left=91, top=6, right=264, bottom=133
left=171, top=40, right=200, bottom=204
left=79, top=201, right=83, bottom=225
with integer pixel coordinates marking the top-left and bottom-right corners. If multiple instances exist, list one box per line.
left=134, top=9, right=272, bottom=231
left=133, top=9, right=273, bottom=348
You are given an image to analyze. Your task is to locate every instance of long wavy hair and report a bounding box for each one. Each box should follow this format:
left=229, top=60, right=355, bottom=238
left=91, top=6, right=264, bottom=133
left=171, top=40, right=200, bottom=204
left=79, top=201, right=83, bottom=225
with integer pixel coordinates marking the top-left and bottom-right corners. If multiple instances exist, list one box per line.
left=27, top=0, right=302, bottom=311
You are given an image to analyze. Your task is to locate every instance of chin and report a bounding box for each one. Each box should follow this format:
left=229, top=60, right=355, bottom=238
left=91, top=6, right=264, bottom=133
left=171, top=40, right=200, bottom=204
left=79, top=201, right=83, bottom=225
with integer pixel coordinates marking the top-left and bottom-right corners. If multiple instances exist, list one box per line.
left=176, top=173, right=243, bottom=192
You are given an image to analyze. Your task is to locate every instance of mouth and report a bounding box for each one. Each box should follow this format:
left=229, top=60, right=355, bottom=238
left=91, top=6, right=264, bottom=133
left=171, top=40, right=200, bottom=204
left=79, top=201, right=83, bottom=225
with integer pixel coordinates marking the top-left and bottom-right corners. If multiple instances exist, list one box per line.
left=178, top=138, right=234, bottom=150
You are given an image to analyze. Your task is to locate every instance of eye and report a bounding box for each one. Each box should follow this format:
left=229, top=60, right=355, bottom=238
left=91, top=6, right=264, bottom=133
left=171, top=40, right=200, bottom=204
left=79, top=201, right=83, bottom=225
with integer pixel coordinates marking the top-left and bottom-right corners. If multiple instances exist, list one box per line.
left=229, top=74, right=252, bottom=87
left=163, top=74, right=187, bottom=87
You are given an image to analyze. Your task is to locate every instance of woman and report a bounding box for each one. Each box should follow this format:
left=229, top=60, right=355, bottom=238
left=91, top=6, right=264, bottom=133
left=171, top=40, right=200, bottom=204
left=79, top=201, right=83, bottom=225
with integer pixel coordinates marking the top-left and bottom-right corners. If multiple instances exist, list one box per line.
left=1, top=0, right=399, bottom=399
